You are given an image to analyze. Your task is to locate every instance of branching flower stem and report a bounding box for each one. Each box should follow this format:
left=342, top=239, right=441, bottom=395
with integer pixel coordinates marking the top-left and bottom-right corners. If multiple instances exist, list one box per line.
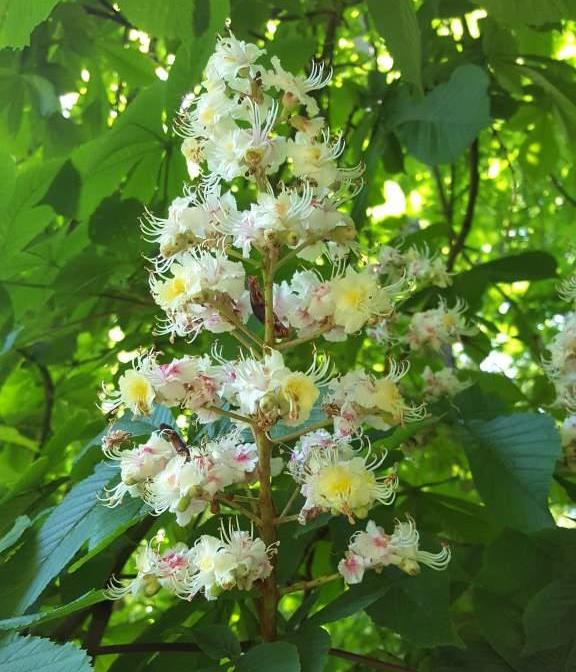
left=279, top=572, right=340, bottom=595
left=270, top=418, right=333, bottom=445
left=277, top=322, right=335, bottom=351
left=255, top=247, right=280, bottom=640
left=204, top=406, right=254, bottom=425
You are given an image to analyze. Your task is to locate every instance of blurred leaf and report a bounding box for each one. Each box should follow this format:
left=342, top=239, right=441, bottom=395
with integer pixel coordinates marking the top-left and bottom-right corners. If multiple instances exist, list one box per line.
left=0, top=0, right=62, bottom=49
left=393, top=64, right=490, bottom=165
left=0, top=515, right=30, bottom=555
left=367, top=0, right=422, bottom=92
left=190, top=623, right=241, bottom=660
left=236, top=642, right=301, bottom=672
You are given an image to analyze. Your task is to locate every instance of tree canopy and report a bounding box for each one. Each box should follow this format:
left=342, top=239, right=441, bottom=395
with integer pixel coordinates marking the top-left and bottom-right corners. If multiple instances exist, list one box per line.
left=1, top=1, right=576, bottom=671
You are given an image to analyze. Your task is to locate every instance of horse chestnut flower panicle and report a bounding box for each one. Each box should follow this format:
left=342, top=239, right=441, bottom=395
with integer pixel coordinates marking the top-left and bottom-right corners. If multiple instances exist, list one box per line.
left=98, top=31, right=452, bottom=616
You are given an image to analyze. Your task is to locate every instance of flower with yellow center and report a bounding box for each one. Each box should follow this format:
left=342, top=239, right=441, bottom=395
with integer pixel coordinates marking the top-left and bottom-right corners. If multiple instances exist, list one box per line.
left=118, top=369, right=155, bottom=416
left=300, top=451, right=397, bottom=522
left=279, top=372, right=320, bottom=426
left=331, top=268, right=393, bottom=334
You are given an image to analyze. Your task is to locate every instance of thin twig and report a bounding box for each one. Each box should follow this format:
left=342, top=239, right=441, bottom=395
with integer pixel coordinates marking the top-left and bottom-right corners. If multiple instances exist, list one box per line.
left=279, top=487, right=301, bottom=518
left=17, top=349, right=54, bottom=448
left=329, top=648, right=417, bottom=672
left=270, top=419, right=333, bottom=445
left=204, top=406, right=254, bottom=425
left=276, top=323, right=334, bottom=351
left=279, top=572, right=340, bottom=595
left=447, top=139, right=480, bottom=271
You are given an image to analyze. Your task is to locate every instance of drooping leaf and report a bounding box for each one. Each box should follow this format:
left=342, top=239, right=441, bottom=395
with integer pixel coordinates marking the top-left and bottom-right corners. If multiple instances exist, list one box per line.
left=459, top=413, right=560, bottom=531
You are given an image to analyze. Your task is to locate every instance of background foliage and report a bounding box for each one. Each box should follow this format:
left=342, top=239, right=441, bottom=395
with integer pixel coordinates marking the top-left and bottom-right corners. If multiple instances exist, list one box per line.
left=1, top=0, right=576, bottom=670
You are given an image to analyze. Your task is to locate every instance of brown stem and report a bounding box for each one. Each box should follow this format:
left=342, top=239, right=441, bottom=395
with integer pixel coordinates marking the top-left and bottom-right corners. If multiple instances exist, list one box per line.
left=254, top=429, right=278, bottom=640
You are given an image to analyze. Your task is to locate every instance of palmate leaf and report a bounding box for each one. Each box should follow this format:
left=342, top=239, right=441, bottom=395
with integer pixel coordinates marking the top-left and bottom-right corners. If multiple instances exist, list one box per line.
left=459, top=413, right=560, bottom=532
left=0, top=635, right=92, bottom=672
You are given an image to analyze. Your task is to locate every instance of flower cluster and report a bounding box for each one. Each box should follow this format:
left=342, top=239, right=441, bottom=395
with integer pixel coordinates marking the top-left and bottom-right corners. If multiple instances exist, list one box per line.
left=109, top=523, right=274, bottom=601
left=287, top=429, right=397, bottom=523
left=544, top=309, right=576, bottom=407
left=101, top=427, right=257, bottom=526
left=421, top=366, right=470, bottom=401
left=406, top=299, right=476, bottom=351
left=377, top=244, right=452, bottom=288
left=97, top=32, right=454, bottom=613
left=274, top=266, right=403, bottom=342
left=324, top=361, right=426, bottom=436
left=338, top=516, right=451, bottom=583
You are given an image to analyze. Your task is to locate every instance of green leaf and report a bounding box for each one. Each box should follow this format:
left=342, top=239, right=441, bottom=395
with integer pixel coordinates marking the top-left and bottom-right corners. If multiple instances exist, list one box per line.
left=0, top=590, right=106, bottom=631
left=307, top=573, right=391, bottom=625
left=0, top=426, right=36, bottom=451
left=236, top=642, right=301, bottom=672
left=118, top=0, right=195, bottom=41
left=190, top=624, right=241, bottom=661
left=451, top=251, right=557, bottom=310
left=367, top=570, right=463, bottom=648
left=0, top=0, right=62, bottom=49
left=367, top=0, right=422, bottom=92
left=0, top=515, right=30, bottom=555
left=286, top=626, right=331, bottom=672
left=393, top=64, right=490, bottom=165
left=0, top=463, right=117, bottom=617
left=471, top=0, right=576, bottom=26
left=522, top=577, right=576, bottom=654
left=0, top=635, right=92, bottom=672
left=460, top=413, right=560, bottom=531
left=0, top=151, right=16, bottom=220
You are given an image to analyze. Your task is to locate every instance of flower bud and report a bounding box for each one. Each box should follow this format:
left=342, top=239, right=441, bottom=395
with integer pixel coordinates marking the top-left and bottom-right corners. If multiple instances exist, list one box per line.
left=398, top=558, right=420, bottom=576
left=259, top=391, right=279, bottom=415
left=176, top=495, right=191, bottom=512
left=142, top=575, right=161, bottom=597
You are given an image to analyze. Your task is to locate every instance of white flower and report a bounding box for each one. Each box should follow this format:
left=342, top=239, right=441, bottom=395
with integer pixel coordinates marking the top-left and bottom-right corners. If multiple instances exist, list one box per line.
left=289, top=429, right=356, bottom=482
left=263, top=56, right=332, bottom=115
left=107, top=541, right=161, bottom=599
left=338, top=516, right=451, bottom=584
left=101, top=351, right=157, bottom=416
left=325, top=362, right=426, bottom=433
left=298, top=446, right=397, bottom=523
left=287, top=130, right=343, bottom=188
left=422, top=366, right=469, bottom=401
left=337, top=551, right=367, bottom=584
left=329, top=267, right=398, bottom=335
left=205, top=33, right=265, bottom=83
left=222, top=349, right=289, bottom=415
left=406, top=299, right=475, bottom=351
